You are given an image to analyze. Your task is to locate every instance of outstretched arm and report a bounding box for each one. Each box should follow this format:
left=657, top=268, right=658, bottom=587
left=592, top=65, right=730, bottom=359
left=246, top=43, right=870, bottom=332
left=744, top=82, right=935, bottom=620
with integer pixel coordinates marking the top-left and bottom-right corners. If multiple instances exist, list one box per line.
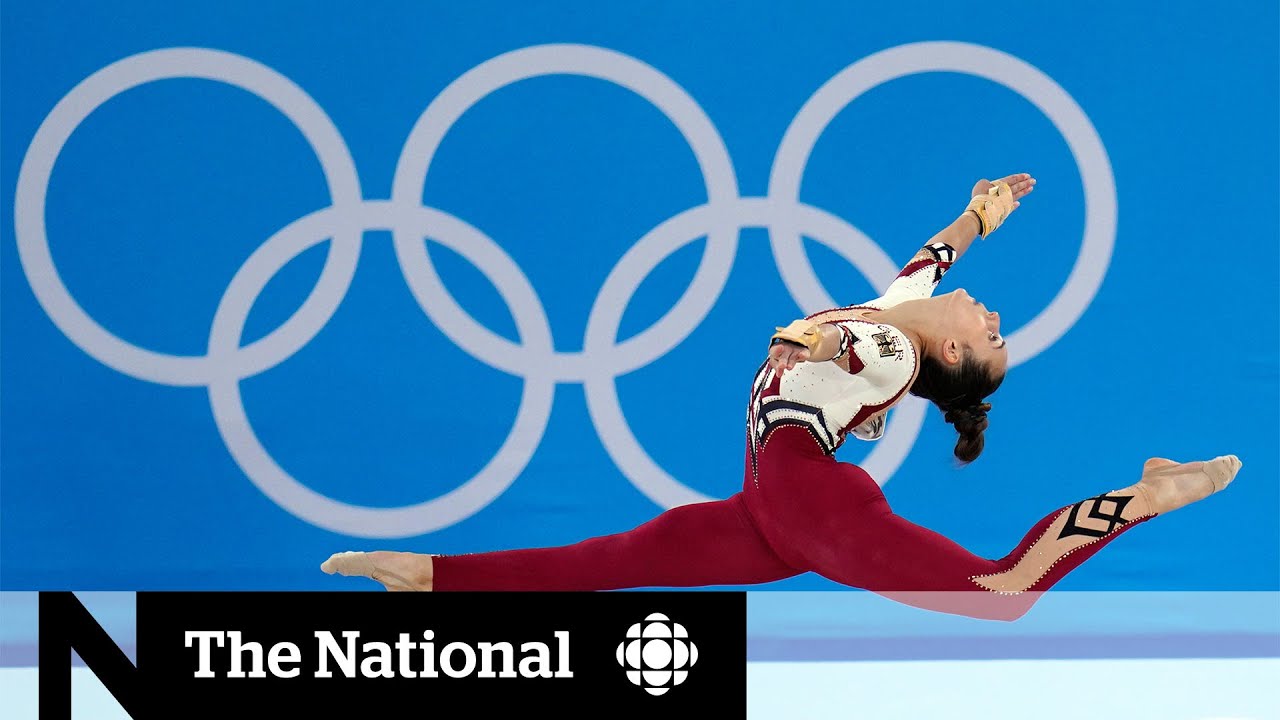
left=945, top=173, right=1036, bottom=263
left=767, top=173, right=1037, bottom=376
left=876, top=173, right=1036, bottom=307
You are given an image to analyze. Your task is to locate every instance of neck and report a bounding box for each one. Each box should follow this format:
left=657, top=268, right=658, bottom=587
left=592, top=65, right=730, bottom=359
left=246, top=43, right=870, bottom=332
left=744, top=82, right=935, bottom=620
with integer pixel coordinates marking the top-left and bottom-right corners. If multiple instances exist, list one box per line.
left=865, top=298, right=946, bottom=359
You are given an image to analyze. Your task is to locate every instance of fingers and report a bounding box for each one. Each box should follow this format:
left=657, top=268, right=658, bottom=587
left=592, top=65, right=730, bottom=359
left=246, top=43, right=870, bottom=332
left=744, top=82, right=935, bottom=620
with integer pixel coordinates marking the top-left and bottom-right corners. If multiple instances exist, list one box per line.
left=768, top=346, right=788, bottom=376
left=770, top=358, right=788, bottom=378
left=768, top=345, right=809, bottom=377
left=1011, top=175, right=1035, bottom=199
left=996, top=172, right=1036, bottom=200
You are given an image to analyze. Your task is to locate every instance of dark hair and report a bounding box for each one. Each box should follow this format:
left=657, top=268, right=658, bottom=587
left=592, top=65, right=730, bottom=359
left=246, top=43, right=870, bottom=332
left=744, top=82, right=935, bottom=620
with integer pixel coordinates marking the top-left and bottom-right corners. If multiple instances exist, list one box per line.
left=908, top=347, right=1004, bottom=464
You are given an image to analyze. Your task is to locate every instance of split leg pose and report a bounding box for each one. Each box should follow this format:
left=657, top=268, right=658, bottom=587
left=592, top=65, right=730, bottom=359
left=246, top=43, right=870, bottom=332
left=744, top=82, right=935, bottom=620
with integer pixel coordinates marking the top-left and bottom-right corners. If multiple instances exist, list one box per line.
left=322, top=174, right=1242, bottom=620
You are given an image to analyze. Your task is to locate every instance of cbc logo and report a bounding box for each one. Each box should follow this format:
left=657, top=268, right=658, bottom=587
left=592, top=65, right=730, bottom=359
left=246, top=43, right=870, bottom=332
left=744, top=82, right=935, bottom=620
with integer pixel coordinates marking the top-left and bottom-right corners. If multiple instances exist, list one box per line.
left=15, top=42, right=1116, bottom=538
left=616, top=613, right=699, bottom=696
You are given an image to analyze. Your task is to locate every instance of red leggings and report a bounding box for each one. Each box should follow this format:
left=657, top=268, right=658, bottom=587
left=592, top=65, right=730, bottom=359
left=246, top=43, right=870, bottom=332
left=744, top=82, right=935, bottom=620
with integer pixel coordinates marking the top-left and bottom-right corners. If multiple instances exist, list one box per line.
left=433, top=427, right=1149, bottom=620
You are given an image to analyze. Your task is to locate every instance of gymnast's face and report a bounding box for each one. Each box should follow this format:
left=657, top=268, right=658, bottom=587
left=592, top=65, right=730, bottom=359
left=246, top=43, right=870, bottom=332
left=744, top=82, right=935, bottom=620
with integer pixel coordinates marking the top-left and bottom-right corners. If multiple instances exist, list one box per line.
left=938, top=289, right=1008, bottom=375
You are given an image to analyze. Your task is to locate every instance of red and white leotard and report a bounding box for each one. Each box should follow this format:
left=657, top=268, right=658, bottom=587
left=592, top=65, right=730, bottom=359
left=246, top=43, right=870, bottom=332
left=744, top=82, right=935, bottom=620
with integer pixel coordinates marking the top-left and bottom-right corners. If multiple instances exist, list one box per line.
left=748, top=242, right=957, bottom=474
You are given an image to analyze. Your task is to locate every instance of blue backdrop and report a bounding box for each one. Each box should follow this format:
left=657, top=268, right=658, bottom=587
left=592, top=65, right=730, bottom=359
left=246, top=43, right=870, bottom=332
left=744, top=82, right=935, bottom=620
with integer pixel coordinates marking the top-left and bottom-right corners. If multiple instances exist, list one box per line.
left=3, top=1, right=1276, bottom=591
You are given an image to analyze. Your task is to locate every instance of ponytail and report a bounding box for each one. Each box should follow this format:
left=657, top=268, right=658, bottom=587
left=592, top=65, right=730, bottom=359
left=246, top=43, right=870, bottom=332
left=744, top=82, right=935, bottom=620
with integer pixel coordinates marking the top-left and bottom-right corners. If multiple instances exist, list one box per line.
left=909, top=350, right=1003, bottom=464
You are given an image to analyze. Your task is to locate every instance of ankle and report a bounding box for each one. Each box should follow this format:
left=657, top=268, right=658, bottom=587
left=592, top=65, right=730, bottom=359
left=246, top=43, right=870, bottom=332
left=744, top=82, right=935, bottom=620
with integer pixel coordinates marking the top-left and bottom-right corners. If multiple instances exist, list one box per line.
left=1128, top=481, right=1161, bottom=517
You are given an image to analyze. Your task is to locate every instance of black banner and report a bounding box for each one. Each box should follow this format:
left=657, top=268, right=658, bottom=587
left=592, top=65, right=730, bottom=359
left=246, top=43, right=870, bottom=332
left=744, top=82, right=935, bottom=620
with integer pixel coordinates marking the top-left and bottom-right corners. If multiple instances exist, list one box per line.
left=39, top=591, right=746, bottom=718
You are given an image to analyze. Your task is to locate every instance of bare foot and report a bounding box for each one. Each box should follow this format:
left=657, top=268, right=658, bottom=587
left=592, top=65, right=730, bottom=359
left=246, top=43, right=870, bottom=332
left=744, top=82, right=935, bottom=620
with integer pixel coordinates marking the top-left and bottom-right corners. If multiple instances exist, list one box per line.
left=321, top=551, right=433, bottom=591
left=1136, top=455, right=1242, bottom=515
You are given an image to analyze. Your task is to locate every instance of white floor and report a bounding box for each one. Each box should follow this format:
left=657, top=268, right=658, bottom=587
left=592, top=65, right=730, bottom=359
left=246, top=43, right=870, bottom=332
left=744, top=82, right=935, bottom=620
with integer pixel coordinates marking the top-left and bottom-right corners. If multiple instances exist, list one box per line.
left=747, top=658, right=1280, bottom=719
left=3, top=659, right=1278, bottom=719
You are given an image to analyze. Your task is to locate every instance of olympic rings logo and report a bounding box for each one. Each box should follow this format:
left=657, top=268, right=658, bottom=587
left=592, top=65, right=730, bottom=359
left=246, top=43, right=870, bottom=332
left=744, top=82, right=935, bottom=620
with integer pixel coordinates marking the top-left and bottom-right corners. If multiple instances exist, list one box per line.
left=14, top=42, right=1115, bottom=538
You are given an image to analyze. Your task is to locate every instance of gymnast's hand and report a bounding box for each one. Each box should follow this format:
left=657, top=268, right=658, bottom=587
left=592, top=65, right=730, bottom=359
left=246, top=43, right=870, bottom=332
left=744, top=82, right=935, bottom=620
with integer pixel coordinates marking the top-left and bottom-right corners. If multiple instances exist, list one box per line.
left=768, top=340, right=809, bottom=377
left=972, top=173, right=1036, bottom=211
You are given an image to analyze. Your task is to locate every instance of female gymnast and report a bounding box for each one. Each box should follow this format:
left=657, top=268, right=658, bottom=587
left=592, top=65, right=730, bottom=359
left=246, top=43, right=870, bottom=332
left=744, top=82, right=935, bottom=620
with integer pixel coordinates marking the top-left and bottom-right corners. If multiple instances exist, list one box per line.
left=322, top=173, right=1241, bottom=620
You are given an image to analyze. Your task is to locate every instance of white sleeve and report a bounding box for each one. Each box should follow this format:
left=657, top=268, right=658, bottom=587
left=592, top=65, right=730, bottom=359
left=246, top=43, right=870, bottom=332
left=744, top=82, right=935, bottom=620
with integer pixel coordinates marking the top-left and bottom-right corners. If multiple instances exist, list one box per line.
left=777, top=323, right=917, bottom=436
left=875, top=241, right=958, bottom=308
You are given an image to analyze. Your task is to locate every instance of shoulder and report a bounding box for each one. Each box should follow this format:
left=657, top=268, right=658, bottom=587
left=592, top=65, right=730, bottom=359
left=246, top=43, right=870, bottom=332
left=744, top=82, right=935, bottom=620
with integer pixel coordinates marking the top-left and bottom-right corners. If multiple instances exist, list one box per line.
left=845, top=323, right=918, bottom=401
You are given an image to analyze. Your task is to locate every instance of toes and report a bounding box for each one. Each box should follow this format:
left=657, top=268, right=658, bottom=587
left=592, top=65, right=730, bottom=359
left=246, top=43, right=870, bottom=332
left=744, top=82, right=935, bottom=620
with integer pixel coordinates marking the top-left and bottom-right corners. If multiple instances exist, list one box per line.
left=1190, top=455, right=1243, bottom=494
left=321, top=553, right=342, bottom=574
left=1212, top=455, right=1243, bottom=485
left=1210, top=455, right=1241, bottom=472
left=322, top=551, right=368, bottom=577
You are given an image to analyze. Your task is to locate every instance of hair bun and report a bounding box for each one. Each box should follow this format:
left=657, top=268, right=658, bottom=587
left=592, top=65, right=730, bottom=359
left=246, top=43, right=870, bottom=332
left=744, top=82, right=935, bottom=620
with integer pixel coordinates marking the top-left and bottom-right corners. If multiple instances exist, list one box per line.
left=944, top=402, right=992, bottom=435
left=943, top=402, right=992, bottom=464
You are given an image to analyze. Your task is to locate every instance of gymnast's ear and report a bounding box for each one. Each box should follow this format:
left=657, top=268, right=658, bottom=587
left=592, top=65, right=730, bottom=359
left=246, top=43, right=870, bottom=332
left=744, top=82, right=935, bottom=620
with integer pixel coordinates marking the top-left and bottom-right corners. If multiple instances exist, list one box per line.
left=940, top=338, right=963, bottom=366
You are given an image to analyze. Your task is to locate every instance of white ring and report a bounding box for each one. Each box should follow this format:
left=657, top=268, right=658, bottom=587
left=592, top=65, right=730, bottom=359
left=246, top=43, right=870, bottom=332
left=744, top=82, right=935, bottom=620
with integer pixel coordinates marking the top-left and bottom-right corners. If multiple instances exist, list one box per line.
left=207, top=201, right=555, bottom=537
left=391, top=44, right=739, bottom=379
left=14, top=47, right=362, bottom=386
left=769, top=41, right=1116, bottom=367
